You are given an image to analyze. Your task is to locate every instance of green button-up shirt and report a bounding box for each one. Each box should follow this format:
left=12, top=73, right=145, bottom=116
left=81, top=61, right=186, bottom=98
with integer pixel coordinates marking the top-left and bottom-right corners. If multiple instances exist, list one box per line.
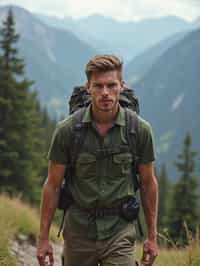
left=48, top=105, right=155, bottom=240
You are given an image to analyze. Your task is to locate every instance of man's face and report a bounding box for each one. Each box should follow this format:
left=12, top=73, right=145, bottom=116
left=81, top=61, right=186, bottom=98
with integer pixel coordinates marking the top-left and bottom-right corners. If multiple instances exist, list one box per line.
left=86, top=70, right=124, bottom=113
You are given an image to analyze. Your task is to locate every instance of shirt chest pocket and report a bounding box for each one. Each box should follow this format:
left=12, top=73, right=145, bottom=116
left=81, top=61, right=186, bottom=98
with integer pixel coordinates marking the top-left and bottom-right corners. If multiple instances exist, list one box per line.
left=112, top=152, right=133, bottom=177
left=76, top=152, right=97, bottom=179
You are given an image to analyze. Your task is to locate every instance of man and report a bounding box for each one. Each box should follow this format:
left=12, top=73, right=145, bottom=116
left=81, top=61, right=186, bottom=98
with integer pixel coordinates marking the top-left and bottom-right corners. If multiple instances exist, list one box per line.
left=37, top=54, right=158, bottom=266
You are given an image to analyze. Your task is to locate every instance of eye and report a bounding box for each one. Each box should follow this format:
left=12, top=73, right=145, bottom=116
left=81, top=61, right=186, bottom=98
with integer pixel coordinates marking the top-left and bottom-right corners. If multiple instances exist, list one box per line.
left=108, top=83, right=117, bottom=89
left=93, top=83, right=102, bottom=89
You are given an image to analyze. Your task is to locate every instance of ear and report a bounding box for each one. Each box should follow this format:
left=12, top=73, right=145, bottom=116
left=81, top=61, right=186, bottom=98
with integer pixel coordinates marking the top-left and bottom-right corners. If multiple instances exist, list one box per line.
left=120, top=80, right=125, bottom=92
left=85, top=82, right=91, bottom=94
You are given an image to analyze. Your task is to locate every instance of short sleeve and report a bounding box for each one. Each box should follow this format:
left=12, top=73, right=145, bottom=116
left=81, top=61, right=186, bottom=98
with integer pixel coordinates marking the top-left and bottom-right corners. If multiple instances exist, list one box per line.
left=47, top=123, right=70, bottom=165
left=137, top=116, right=156, bottom=164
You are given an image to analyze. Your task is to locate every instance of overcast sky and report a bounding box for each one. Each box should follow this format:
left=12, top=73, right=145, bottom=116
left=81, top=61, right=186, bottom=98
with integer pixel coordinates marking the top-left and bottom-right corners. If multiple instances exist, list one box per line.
left=0, top=0, right=199, bottom=21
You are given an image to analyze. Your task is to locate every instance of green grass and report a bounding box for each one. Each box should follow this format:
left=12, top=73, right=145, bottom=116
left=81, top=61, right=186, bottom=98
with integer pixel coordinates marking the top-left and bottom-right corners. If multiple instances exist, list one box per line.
left=0, top=194, right=199, bottom=266
left=135, top=232, right=200, bottom=266
left=0, top=194, right=59, bottom=266
left=135, top=245, right=200, bottom=266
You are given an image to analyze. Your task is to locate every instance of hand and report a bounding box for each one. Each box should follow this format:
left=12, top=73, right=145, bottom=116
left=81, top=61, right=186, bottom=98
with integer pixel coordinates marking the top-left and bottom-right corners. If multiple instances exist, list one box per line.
left=37, top=238, right=54, bottom=266
left=141, top=239, right=158, bottom=266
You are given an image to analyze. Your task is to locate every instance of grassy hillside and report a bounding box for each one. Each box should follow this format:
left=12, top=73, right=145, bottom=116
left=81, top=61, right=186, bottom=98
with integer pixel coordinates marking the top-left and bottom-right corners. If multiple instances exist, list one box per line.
left=0, top=194, right=59, bottom=266
left=0, top=194, right=199, bottom=265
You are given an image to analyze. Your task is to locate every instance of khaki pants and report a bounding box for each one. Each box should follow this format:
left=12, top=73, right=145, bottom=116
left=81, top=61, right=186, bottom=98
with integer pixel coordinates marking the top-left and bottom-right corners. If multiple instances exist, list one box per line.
left=63, top=223, right=137, bottom=266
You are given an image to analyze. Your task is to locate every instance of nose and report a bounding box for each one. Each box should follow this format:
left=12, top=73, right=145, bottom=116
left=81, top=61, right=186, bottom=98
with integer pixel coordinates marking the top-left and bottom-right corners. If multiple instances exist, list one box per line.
left=101, top=85, right=109, bottom=96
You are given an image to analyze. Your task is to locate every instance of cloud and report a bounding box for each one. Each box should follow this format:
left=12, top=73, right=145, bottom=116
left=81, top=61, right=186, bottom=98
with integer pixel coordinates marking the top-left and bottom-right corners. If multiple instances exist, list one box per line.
left=0, top=0, right=199, bottom=21
left=183, top=0, right=200, bottom=4
left=122, top=0, right=200, bottom=21
left=0, top=0, right=72, bottom=17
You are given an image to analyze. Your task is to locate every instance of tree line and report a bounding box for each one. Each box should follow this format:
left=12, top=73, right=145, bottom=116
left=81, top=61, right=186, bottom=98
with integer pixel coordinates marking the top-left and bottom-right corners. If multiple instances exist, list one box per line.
left=0, top=9, right=56, bottom=204
left=0, top=9, right=199, bottom=245
left=157, top=133, right=199, bottom=245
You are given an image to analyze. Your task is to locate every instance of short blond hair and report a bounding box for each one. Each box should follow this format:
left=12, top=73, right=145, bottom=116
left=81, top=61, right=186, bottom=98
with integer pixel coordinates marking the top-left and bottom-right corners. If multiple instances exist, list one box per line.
left=85, top=54, right=123, bottom=81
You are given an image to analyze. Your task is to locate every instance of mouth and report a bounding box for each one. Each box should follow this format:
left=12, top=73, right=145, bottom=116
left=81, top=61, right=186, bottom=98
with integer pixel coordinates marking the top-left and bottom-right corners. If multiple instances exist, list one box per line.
left=100, top=99, right=113, bottom=103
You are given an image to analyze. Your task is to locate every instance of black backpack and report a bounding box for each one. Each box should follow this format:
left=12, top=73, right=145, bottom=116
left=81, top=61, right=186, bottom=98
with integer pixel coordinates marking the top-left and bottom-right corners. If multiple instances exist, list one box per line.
left=57, top=85, right=142, bottom=237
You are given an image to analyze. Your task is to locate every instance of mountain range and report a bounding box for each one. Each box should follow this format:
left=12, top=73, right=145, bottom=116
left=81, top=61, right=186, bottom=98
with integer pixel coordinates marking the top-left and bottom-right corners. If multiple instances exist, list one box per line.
left=124, top=31, right=188, bottom=83
left=37, top=13, right=193, bottom=61
left=132, top=28, right=200, bottom=176
left=0, top=5, right=199, bottom=177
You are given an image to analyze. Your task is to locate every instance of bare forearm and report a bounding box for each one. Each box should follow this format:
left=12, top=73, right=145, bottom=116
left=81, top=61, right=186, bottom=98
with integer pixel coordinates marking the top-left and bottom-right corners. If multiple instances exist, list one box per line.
left=140, top=175, right=158, bottom=241
left=39, top=180, right=60, bottom=240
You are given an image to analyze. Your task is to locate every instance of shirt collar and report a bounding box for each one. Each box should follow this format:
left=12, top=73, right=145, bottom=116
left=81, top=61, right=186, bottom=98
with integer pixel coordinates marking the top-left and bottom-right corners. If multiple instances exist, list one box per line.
left=82, top=104, right=125, bottom=126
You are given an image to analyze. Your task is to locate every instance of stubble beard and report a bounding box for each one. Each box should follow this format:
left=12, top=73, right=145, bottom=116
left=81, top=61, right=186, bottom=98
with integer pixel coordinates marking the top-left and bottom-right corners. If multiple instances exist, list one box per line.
left=94, top=98, right=119, bottom=114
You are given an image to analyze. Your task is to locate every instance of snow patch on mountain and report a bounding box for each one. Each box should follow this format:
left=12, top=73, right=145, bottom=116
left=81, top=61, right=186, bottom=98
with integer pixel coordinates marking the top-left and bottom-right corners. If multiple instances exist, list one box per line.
left=171, top=93, right=184, bottom=112
left=46, top=46, right=56, bottom=63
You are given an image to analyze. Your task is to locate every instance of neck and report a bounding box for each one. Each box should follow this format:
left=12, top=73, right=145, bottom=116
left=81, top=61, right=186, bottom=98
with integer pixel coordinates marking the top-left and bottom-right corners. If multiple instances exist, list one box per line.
left=91, top=104, right=119, bottom=124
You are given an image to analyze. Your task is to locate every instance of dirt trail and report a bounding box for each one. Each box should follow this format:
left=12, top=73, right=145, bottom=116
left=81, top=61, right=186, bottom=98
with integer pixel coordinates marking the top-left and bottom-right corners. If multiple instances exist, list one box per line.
left=10, top=235, right=63, bottom=266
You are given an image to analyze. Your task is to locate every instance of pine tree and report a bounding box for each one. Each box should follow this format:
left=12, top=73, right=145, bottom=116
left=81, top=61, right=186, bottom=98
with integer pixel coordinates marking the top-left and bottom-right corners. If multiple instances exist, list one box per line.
left=157, top=163, right=170, bottom=232
left=0, top=9, right=46, bottom=202
left=167, top=132, right=199, bottom=244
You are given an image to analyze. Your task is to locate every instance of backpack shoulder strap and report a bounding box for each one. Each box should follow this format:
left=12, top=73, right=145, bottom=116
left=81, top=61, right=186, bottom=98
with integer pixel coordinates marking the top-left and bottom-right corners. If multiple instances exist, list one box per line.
left=125, top=108, right=139, bottom=159
left=125, top=108, right=140, bottom=192
left=64, top=107, right=87, bottom=181
left=125, top=108, right=144, bottom=237
left=70, top=107, right=87, bottom=167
